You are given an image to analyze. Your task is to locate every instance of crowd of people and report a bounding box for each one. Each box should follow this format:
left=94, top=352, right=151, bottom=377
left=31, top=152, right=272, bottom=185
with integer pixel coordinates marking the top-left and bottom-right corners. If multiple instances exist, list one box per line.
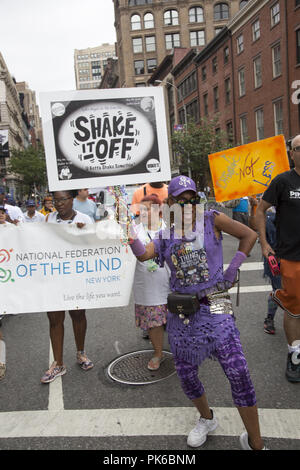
left=1, top=135, right=300, bottom=450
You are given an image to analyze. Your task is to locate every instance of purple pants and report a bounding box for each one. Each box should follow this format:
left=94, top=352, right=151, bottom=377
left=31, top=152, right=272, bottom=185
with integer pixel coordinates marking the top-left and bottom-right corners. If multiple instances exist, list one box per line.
left=174, top=333, right=257, bottom=408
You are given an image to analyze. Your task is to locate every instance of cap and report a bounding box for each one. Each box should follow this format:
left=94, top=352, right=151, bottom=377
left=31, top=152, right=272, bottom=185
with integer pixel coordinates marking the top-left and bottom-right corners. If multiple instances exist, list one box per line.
left=168, top=175, right=197, bottom=197
left=26, top=199, right=36, bottom=207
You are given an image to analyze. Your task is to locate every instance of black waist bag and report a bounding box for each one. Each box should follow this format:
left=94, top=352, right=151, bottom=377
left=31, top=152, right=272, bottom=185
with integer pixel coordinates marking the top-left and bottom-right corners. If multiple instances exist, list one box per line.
left=167, top=292, right=200, bottom=316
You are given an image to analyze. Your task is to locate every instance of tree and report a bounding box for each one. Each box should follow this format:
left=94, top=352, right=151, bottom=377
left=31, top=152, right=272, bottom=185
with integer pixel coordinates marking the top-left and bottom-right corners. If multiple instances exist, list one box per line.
left=7, top=144, right=47, bottom=195
left=171, top=116, right=232, bottom=188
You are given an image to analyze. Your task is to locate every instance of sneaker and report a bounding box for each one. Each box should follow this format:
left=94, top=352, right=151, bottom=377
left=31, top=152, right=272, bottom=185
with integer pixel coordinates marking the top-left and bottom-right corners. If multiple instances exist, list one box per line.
left=0, top=363, right=6, bottom=381
left=77, top=351, right=94, bottom=371
left=142, top=330, right=149, bottom=339
left=264, top=316, right=275, bottom=335
left=187, top=410, right=218, bottom=447
left=286, top=352, right=300, bottom=382
left=239, top=432, right=269, bottom=450
left=41, top=361, right=66, bottom=384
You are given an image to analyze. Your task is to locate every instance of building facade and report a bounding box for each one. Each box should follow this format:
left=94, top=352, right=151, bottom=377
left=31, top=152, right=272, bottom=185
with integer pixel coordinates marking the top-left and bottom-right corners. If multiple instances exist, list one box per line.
left=0, top=53, right=30, bottom=197
left=113, top=0, right=243, bottom=87
left=153, top=0, right=300, bottom=150
left=74, top=44, right=117, bottom=90
left=16, top=81, right=43, bottom=146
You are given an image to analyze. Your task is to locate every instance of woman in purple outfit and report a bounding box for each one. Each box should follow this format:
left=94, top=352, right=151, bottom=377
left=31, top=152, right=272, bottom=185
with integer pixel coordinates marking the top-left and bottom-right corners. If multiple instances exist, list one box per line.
left=128, top=175, right=267, bottom=451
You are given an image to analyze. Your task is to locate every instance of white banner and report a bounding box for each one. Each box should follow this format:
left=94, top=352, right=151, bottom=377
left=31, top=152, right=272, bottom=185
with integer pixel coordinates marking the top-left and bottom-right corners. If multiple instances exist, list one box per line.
left=40, top=87, right=171, bottom=191
left=0, top=221, right=136, bottom=315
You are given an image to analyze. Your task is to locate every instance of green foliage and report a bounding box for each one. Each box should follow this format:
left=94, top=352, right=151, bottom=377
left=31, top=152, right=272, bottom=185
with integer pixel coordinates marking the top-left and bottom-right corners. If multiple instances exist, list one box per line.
left=171, top=116, right=232, bottom=186
left=8, top=145, right=47, bottom=194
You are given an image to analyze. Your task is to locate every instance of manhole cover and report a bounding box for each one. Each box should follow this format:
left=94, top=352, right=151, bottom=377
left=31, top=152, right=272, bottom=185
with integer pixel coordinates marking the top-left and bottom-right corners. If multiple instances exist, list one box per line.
left=106, top=349, right=175, bottom=385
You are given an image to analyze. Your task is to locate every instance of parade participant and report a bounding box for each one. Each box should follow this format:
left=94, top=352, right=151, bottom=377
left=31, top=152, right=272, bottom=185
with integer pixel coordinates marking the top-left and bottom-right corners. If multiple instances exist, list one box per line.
left=131, top=182, right=168, bottom=216
left=0, top=204, right=8, bottom=380
left=39, top=196, right=56, bottom=216
left=133, top=195, right=170, bottom=370
left=24, top=199, right=45, bottom=223
left=249, top=200, right=280, bottom=334
left=255, top=134, right=300, bottom=383
left=0, top=189, right=24, bottom=223
left=41, top=190, right=94, bottom=384
left=73, top=188, right=100, bottom=221
left=128, top=175, right=267, bottom=450
left=0, top=205, right=9, bottom=225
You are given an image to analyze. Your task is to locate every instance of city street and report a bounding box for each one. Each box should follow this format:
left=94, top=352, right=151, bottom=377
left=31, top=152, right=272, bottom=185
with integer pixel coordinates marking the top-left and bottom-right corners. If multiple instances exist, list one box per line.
left=0, top=232, right=299, bottom=452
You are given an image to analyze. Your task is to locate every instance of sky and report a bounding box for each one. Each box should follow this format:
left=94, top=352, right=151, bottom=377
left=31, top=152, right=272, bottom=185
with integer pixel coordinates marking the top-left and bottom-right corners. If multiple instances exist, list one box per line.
left=0, top=0, right=116, bottom=104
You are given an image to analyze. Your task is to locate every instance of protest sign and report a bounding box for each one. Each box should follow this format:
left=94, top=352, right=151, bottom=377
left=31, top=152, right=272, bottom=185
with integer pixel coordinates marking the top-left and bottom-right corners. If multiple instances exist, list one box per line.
left=208, top=135, right=290, bottom=202
left=40, top=87, right=171, bottom=191
left=0, top=221, right=136, bottom=315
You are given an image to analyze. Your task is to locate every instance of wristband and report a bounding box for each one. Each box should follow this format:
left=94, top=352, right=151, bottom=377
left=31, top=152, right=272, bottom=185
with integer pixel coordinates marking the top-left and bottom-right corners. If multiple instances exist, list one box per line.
left=223, top=250, right=247, bottom=284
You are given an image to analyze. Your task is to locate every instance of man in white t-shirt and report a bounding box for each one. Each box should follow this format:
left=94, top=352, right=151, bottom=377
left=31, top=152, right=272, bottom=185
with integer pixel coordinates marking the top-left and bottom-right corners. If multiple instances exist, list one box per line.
left=73, top=189, right=99, bottom=221
left=24, top=199, right=45, bottom=223
left=0, top=189, right=24, bottom=223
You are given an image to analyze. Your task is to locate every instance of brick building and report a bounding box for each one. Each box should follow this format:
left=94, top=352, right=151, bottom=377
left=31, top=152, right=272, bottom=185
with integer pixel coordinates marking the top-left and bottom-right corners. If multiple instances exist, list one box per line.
left=113, top=0, right=243, bottom=88
left=152, top=0, right=300, bottom=149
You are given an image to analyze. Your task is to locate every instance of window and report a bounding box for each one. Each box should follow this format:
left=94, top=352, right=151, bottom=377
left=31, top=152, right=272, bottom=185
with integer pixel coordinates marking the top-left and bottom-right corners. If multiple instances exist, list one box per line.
left=273, top=99, right=283, bottom=135
left=214, top=3, right=229, bottom=20
left=225, top=77, right=231, bottom=104
left=240, top=115, right=248, bottom=144
left=189, top=6, right=204, bottom=23
left=272, top=43, right=281, bottom=78
left=165, top=33, right=180, bottom=49
left=237, top=34, right=244, bottom=54
left=201, top=65, right=207, bottom=81
left=212, top=56, right=217, bottom=74
left=144, top=12, right=154, bottom=28
left=203, top=93, right=208, bottom=116
left=132, top=37, right=143, bottom=53
left=215, top=27, right=223, bottom=36
left=178, top=72, right=197, bottom=99
left=240, top=0, right=248, bottom=8
left=253, top=55, right=262, bottom=88
left=255, top=108, right=264, bottom=140
left=252, top=19, right=260, bottom=41
left=271, top=2, right=280, bottom=26
left=131, top=14, right=141, bottom=30
left=224, top=46, right=229, bottom=64
left=129, top=0, right=153, bottom=5
left=190, top=30, right=205, bottom=46
left=147, top=58, right=157, bottom=73
left=179, top=100, right=199, bottom=123
left=145, top=35, right=156, bottom=52
left=134, top=60, right=144, bottom=75
left=213, top=86, right=219, bottom=111
left=164, top=9, right=179, bottom=26
left=238, top=68, right=246, bottom=96
left=297, top=30, right=300, bottom=64
left=226, top=121, right=234, bottom=143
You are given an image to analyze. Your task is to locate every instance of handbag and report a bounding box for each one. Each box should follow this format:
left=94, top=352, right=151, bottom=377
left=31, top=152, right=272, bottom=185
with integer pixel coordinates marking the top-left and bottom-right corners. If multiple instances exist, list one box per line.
left=167, top=292, right=200, bottom=316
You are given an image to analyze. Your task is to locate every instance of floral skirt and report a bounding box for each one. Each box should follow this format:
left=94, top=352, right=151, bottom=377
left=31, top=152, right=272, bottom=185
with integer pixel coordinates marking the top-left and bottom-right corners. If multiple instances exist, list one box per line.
left=135, top=304, right=168, bottom=331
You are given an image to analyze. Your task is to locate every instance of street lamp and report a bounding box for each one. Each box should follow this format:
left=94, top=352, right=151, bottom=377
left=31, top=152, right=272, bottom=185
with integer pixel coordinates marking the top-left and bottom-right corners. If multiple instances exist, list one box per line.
left=155, top=80, right=191, bottom=178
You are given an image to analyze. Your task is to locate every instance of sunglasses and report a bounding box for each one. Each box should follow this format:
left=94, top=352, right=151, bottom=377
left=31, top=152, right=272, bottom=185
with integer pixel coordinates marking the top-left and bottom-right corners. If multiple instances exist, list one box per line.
left=171, top=195, right=200, bottom=207
left=292, top=146, right=300, bottom=152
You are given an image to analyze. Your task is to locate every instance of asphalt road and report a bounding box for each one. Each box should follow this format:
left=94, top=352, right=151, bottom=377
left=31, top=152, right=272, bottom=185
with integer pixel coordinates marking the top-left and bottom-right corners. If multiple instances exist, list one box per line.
left=0, top=231, right=299, bottom=454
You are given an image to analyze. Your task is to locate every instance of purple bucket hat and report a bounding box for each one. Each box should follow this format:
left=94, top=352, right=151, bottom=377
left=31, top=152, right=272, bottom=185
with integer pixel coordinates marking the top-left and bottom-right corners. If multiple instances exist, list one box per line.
left=168, top=175, right=197, bottom=197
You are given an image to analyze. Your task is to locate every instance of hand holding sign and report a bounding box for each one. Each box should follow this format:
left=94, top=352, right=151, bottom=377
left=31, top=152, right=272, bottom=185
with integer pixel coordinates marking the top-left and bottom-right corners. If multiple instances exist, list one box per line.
left=208, top=135, right=290, bottom=202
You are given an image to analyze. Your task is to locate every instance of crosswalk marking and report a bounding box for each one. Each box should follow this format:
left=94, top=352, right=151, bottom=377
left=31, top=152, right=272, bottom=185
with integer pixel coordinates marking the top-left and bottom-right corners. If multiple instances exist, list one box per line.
left=0, top=406, right=299, bottom=439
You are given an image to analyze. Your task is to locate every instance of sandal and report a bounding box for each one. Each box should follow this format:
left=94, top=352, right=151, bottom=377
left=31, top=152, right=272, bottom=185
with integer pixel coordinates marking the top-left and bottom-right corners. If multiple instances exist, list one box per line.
left=77, top=351, right=94, bottom=371
left=147, top=356, right=162, bottom=371
left=0, top=362, right=6, bottom=380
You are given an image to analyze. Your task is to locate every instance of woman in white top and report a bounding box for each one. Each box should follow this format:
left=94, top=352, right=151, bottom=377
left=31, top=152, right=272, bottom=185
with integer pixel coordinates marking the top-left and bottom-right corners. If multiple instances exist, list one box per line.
left=133, top=195, right=170, bottom=371
left=41, top=190, right=94, bottom=384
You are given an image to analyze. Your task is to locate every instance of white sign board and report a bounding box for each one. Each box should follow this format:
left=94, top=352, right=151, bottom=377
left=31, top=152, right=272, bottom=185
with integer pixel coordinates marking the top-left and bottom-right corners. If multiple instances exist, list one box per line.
left=0, top=221, right=136, bottom=315
left=40, top=87, right=171, bottom=191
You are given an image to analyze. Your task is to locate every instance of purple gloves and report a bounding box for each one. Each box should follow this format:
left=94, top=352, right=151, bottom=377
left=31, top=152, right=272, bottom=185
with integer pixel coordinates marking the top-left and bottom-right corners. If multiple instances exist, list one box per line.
left=130, top=238, right=146, bottom=257
left=223, top=251, right=247, bottom=285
